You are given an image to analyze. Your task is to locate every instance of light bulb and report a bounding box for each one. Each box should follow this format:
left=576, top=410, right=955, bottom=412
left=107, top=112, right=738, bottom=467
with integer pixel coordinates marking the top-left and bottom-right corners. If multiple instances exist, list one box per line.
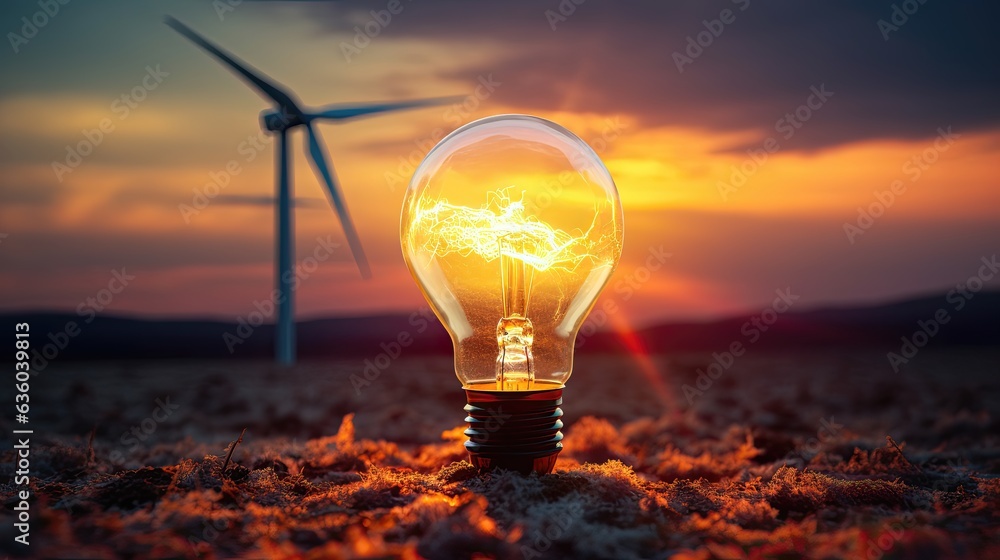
left=401, top=114, right=624, bottom=474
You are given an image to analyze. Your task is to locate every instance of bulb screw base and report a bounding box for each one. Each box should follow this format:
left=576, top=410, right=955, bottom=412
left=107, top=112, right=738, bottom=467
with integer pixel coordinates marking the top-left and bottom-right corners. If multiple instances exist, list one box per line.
left=463, top=386, right=564, bottom=475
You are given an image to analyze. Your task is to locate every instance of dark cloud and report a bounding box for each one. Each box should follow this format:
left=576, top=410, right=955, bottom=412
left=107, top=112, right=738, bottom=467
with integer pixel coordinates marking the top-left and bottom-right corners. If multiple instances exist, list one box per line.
left=0, top=226, right=363, bottom=273
left=212, top=194, right=325, bottom=208
left=623, top=208, right=1000, bottom=316
left=72, top=185, right=325, bottom=212
left=294, top=0, right=1000, bottom=151
left=0, top=180, right=60, bottom=205
left=0, top=229, right=272, bottom=272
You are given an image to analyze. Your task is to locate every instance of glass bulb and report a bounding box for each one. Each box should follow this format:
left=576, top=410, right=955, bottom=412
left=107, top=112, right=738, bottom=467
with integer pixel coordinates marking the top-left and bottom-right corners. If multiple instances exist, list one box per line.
left=401, top=114, right=623, bottom=474
left=401, top=115, right=624, bottom=392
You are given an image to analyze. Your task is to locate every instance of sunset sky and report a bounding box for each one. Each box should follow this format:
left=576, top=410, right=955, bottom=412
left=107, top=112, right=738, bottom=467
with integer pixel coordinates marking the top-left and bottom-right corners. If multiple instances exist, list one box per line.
left=1, top=0, right=998, bottom=325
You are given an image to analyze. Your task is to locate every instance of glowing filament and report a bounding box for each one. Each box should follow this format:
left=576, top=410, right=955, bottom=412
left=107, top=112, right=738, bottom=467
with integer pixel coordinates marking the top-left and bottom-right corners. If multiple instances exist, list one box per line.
left=414, top=188, right=600, bottom=273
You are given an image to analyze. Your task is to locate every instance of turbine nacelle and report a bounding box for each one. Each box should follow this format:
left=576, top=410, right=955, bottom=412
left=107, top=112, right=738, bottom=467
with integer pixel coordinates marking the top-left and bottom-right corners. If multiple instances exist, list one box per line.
left=260, top=109, right=305, bottom=132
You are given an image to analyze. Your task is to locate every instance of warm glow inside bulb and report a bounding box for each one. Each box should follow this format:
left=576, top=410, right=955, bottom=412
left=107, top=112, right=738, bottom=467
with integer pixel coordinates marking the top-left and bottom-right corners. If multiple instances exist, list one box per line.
left=401, top=115, right=624, bottom=391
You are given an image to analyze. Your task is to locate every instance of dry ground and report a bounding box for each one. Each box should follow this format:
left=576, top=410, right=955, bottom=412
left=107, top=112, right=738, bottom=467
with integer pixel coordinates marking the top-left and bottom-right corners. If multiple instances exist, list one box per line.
left=2, top=349, right=998, bottom=559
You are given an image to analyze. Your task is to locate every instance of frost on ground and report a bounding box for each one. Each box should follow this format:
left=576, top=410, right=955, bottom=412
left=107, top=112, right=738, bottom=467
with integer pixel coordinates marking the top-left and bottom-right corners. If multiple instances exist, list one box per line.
left=1, top=349, right=998, bottom=559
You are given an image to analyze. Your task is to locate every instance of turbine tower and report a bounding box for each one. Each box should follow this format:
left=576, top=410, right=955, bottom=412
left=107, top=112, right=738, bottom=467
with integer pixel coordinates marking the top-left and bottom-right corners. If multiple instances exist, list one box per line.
left=165, top=16, right=457, bottom=365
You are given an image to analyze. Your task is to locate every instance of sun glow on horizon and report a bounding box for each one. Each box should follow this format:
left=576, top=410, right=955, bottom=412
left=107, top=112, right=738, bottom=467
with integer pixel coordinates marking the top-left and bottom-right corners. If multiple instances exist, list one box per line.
left=1, top=15, right=998, bottom=324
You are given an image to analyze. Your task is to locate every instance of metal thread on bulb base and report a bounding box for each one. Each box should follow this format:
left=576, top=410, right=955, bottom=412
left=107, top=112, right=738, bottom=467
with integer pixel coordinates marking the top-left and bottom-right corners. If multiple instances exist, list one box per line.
left=463, top=386, right=564, bottom=475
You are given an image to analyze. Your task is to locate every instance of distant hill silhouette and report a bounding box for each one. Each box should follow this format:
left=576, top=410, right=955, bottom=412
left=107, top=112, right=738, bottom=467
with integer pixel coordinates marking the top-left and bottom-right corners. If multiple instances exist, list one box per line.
left=7, top=291, right=998, bottom=364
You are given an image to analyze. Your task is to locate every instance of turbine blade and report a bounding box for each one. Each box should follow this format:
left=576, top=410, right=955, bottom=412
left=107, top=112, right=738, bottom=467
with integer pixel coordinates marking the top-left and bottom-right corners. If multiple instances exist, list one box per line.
left=304, top=123, right=372, bottom=279
left=310, top=96, right=463, bottom=121
left=164, top=16, right=301, bottom=113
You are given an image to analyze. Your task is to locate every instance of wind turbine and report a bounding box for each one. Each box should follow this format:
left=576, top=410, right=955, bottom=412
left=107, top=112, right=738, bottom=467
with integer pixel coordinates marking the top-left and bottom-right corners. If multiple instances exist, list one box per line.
left=165, top=16, right=458, bottom=365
